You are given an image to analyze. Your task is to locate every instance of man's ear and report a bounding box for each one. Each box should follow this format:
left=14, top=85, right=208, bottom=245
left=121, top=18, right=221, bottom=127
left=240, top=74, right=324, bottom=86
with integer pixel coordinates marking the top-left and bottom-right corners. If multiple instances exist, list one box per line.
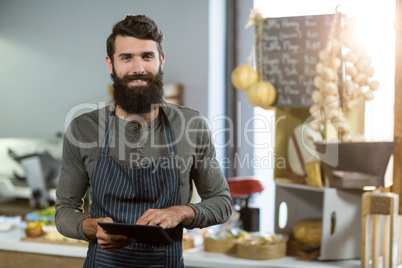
left=160, top=54, right=165, bottom=68
left=106, top=56, right=113, bottom=73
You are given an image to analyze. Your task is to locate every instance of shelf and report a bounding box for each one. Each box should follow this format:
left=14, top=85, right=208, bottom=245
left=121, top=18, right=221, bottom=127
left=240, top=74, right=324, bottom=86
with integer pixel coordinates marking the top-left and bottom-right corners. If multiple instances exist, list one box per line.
left=274, top=182, right=362, bottom=260
left=275, top=180, right=326, bottom=192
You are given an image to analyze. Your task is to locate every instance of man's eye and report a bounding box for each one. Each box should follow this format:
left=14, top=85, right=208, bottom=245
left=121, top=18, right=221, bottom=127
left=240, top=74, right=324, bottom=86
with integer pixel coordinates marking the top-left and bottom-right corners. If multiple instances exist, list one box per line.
left=121, top=56, right=131, bottom=61
left=144, top=55, right=153, bottom=60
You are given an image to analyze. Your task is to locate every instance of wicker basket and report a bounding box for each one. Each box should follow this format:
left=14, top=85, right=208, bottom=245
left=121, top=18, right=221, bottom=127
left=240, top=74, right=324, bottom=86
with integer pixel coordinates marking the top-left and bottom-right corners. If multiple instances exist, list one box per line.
left=236, top=241, right=287, bottom=260
left=183, top=233, right=194, bottom=250
left=203, top=236, right=237, bottom=253
left=183, top=238, right=194, bottom=250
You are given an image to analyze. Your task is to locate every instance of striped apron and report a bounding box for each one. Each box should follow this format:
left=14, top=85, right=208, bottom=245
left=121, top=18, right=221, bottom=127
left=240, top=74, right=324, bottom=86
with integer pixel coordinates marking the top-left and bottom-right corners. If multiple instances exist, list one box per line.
left=84, top=105, right=184, bottom=267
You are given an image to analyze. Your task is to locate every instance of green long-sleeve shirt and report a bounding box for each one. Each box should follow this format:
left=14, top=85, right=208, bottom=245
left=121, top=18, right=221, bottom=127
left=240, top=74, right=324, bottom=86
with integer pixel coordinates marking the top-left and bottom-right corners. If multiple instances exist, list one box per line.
left=55, top=102, right=232, bottom=241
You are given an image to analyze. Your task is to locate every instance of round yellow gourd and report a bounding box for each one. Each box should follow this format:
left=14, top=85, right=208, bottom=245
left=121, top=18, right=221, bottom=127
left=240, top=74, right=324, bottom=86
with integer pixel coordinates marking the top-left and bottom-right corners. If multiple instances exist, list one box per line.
left=292, top=218, right=322, bottom=245
left=231, top=65, right=259, bottom=91
left=247, top=81, right=276, bottom=108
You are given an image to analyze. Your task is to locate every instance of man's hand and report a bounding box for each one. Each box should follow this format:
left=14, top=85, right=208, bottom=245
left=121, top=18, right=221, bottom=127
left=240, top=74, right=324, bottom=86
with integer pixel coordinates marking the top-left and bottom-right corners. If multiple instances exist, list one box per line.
left=136, top=205, right=195, bottom=229
left=82, top=217, right=136, bottom=252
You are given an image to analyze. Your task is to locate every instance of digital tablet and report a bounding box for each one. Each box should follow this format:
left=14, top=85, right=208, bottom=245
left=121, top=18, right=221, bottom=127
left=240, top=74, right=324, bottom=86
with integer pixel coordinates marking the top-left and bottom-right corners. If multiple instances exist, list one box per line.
left=97, top=222, right=174, bottom=245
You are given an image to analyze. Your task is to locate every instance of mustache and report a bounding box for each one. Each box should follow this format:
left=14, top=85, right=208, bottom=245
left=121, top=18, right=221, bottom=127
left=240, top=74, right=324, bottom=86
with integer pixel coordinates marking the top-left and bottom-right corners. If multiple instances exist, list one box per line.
left=119, top=73, right=154, bottom=84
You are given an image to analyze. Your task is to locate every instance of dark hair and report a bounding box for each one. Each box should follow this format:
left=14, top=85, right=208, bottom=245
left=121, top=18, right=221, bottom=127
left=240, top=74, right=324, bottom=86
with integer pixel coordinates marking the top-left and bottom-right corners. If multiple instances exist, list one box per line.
left=106, top=15, right=164, bottom=63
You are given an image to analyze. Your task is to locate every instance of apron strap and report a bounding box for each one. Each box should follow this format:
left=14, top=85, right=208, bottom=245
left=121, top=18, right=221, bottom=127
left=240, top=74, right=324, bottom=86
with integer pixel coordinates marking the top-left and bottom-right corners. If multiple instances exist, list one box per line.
left=160, top=105, right=177, bottom=156
left=99, top=104, right=116, bottom=155
left=99, top=104, right=177, bottom=157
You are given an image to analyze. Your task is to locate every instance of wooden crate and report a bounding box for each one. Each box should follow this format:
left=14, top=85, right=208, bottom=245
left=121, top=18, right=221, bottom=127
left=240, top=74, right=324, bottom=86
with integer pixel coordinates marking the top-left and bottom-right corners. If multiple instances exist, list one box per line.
left=274, top=181, right=362, bottom=260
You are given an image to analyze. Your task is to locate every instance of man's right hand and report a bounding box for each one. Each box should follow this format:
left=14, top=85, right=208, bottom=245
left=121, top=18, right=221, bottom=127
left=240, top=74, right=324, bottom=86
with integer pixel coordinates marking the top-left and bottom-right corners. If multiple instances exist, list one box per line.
left=82, top=217, right=136, bottom=251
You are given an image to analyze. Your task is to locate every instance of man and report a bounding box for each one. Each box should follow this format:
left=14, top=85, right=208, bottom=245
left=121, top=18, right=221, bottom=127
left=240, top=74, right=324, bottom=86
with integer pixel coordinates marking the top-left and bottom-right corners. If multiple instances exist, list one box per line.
left=55, top=15, right=232, bottom=267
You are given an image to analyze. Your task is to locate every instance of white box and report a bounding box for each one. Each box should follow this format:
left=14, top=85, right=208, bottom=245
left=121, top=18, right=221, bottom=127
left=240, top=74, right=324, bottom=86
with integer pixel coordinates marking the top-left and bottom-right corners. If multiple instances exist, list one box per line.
left=274, top=181, right=362, bottom=260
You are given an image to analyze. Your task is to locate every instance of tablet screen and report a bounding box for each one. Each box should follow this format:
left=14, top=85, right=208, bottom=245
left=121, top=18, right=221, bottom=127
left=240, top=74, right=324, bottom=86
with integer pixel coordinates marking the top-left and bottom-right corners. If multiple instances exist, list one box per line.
left=97, top=222, right=174, bottom=245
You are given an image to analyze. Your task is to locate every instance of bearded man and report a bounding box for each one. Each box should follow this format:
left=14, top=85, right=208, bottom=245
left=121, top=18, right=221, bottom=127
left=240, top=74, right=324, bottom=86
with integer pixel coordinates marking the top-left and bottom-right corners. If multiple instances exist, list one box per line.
left=55, top=15, right=231, bottom=268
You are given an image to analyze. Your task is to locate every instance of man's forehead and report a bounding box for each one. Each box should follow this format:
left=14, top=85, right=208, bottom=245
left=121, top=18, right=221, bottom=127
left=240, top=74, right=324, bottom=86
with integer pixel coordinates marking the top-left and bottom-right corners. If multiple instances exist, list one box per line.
left=114, top=36, right=159, bottom=53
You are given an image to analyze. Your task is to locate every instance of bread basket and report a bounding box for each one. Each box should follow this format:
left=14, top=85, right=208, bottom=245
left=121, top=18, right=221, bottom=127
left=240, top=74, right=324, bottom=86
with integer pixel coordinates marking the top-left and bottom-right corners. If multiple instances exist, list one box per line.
left=236, top=233, right=287, bottom=260
left=204, top=236, right=237, bottom=253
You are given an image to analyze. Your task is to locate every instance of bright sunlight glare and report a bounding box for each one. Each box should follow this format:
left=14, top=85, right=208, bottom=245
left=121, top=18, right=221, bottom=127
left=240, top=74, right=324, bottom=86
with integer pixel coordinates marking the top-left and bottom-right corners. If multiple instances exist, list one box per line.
left=254, top=0, right=395, bottom=141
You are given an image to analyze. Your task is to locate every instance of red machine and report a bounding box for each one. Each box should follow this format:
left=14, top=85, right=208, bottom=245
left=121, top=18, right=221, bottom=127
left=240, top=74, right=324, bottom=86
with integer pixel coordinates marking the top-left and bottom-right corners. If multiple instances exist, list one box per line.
left=227, top=176, right=264, bottom=232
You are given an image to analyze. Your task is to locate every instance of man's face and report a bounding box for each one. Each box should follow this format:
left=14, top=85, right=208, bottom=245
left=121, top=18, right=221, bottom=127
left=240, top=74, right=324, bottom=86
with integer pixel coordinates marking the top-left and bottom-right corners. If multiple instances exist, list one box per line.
left=106, top=36, right=165, bottom=114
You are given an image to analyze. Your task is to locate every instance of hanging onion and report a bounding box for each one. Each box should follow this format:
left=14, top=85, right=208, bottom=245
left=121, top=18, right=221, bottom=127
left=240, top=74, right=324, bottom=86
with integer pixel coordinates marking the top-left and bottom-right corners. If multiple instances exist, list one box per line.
left=323, top=82, right=338, bottom=95
left=331, top=57, right=342, bottom=69
left=353, top=73, right=369, bottom=85
left=309, top=104, right=320, bottom=114
left=343, top=80, right=355, bottom=93
left=313, top=76, right=324, bottom=89
left=315, top=62, right=324, bottom=74
left=344, top=51, right=358, bottom=63
left=366, top=66, right=375, bottom=77
left=369, top=80, right=380, bottom=91
left=247, top=81, right=277, bottom=108
left=345, top=66, right=358, bottom=78
left=311, top=90, right=322, bottom=103
left=318, top=49, right=329, bottom=62
left=231, top=64, right=259, bottom=91
left=364, top=90, right=375, bottom=100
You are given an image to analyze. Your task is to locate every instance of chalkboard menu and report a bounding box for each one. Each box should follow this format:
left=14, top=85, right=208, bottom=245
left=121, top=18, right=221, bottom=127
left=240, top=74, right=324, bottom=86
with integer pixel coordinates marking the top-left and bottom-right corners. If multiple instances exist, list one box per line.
left=260, top=14, right=335, bottom=108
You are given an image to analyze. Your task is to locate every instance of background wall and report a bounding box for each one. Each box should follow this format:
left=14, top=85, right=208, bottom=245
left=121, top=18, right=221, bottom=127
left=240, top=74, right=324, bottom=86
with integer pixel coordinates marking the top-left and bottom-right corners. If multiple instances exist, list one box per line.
left=235, top=0, right=255, bottom=177
left=0, top=0, right=209, bottom=138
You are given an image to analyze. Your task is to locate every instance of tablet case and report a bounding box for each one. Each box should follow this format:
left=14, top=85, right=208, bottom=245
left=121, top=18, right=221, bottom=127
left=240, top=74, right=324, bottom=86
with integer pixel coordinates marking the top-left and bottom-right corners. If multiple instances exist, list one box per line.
left=97, top=222, right=174, bottom=245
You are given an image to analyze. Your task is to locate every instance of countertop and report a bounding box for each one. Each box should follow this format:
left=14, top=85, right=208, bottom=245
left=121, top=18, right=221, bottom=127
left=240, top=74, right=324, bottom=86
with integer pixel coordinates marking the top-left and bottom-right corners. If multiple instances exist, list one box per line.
left=0, top=225, right=361, bottom=268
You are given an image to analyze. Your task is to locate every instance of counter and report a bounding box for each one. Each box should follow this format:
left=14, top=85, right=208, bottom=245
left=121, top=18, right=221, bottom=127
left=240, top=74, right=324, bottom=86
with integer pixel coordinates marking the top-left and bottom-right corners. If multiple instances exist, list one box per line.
left=0, top=226, right=361, bottom=268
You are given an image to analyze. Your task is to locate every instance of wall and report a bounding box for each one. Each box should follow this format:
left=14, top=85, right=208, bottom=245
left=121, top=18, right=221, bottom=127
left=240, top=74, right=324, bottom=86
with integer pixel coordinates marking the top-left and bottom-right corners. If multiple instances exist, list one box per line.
left=235, top=0, right=255, bottom=177
left=0, top=0, right=209, bottom=138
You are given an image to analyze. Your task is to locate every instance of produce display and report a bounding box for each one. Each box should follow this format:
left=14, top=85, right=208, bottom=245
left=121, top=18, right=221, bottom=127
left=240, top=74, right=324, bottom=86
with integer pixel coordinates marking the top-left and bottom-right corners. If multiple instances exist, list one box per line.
left=34, top=206, right=55, bottom=217
left=202, top=226, right=287, bottom=260
left=24, top=221, right=45, bottom=237
left=287, top=218, right=323, bottom=260
left=309, top=11, right=379, bottom=141
left=24, top=207, right=52, bottom=238
left=231, top=65, right=258, bottom=91
left=43, top=227, right=87, bottom=245
left=236, top=233, right=287, bottom=260
left=340, top=17, right=379, bottom=110
left=22, top=206, right=84, bottom=245
left=232, top=10, right=380, bottom=141
left=25, top=206, right=55, bottom=224
left=0, top=214, right=21, bottom=232
left=236, top=232, right=285, bottom=246
left=182, top=232, right=194, bottom=250
left=203, top=227, right=248, bottom=254
left=292, top=218, right=322, bottom=245
left=231, top=10, right=277, bottom=109
left=247, top=81, right=277, bottom=109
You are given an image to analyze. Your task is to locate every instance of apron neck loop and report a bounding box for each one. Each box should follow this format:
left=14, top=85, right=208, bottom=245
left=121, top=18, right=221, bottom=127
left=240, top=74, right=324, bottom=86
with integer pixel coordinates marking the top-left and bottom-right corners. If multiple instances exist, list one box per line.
left=99, top=103, right=177, bottom=157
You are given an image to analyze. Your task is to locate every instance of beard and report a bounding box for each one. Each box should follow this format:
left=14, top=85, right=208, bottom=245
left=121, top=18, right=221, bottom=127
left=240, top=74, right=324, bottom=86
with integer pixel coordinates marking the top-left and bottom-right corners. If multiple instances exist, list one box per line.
left=111, top=67, right=164, bottom=114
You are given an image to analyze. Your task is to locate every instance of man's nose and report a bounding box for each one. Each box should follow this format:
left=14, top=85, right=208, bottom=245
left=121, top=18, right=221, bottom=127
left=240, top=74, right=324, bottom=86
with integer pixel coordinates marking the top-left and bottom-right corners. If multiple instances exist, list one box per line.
left=131, top=58, right=145, bottom=74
